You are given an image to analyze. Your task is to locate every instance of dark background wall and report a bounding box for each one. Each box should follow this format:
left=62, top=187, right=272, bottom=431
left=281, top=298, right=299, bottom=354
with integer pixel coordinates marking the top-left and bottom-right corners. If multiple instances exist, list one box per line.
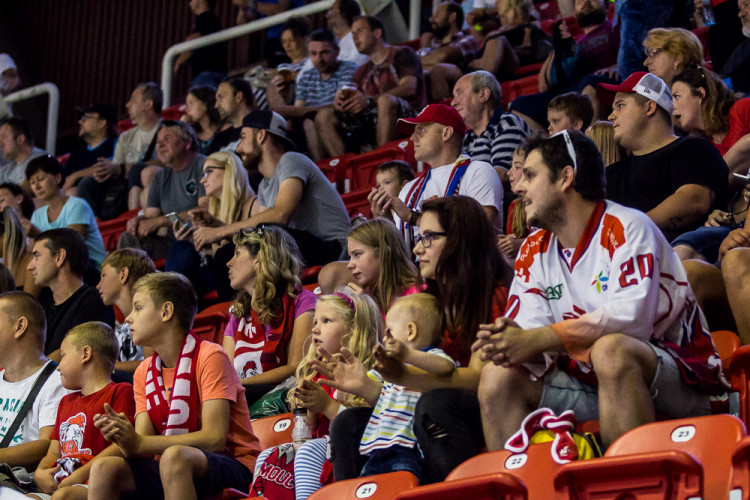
left=0, top=0, right=257, bottom=153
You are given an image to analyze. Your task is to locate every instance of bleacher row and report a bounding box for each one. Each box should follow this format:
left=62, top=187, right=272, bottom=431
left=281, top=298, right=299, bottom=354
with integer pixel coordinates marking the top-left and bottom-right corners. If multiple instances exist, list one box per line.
left=208, top=330, right=750, bottom=499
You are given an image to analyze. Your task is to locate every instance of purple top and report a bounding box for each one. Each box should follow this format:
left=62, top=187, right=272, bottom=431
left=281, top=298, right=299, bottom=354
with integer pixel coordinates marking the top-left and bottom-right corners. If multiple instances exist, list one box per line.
left=223, top=289, right=318, bottom=339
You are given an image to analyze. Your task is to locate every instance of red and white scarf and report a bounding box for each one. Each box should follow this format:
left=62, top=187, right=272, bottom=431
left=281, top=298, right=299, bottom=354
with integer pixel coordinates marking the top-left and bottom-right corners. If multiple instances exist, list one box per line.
left=145, top=331, right=202, bottom=435
left=505, top=407, right=579, bottom=464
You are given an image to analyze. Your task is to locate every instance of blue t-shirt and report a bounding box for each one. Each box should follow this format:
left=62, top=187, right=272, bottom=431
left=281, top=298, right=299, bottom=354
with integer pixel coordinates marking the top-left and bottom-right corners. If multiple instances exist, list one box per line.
left=31, top=196, right=108, bottom=268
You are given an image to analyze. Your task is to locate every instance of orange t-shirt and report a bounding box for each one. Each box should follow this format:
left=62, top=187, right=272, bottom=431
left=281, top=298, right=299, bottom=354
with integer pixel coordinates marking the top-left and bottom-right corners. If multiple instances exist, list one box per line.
left=133, top=341, right=260, bottom=470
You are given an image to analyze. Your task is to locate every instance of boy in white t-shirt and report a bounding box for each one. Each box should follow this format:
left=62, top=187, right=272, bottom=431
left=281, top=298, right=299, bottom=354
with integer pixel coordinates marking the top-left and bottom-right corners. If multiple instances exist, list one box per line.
left=0, top=291, right=68, bottom=469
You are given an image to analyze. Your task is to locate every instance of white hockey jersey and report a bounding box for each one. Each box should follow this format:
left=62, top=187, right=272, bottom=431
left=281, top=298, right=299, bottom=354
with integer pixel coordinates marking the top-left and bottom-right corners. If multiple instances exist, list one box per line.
left=506, top=201, right=725, bottom=393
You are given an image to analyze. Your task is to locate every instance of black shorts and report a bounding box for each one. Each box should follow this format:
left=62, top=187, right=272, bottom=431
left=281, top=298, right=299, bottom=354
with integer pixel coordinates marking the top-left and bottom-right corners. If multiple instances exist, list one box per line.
left=124, top=448, right=253, bottom=499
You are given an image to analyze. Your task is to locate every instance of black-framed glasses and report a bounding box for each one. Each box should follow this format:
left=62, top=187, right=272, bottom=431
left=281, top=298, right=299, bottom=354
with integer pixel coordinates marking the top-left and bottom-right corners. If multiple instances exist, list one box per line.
left=241, top=224, right=266, bottom=237
left=415, top=231, right=447, bottom=248
left=644, top=47, right=665, bottom=59
left=552, top=129, right=578, bottom=178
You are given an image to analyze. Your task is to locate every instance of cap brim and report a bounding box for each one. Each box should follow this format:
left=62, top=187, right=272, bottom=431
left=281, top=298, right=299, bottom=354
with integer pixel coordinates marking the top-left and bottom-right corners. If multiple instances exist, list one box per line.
left=269, top=131, right=296, bottom=151
left=397, top=117, right=419, bottom=136
left=596, top=81, right=630, bottom=107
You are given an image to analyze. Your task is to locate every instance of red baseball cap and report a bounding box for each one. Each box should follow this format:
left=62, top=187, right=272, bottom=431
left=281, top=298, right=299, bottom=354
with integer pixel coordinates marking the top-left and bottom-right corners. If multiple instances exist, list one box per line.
left=397, top=104, right=467, bottom=137
left=596, top=71, right=673, bottom=114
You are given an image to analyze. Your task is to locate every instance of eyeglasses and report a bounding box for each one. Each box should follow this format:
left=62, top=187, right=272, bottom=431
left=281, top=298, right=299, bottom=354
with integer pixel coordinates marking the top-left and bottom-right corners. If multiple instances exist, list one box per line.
left=551, top=129, right=578, bottom=178
left=415, top=230, right=447, bottom=248
left=202, top=166, right=225, bottom=178
left=644, top=47, right=665, bottom=59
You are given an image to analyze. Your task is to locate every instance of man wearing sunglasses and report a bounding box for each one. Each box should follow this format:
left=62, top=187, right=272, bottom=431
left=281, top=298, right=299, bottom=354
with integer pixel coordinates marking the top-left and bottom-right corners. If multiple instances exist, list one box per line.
left=475, top=130, right=726, bottom=451
left=598, top=71, right=728, bottom=241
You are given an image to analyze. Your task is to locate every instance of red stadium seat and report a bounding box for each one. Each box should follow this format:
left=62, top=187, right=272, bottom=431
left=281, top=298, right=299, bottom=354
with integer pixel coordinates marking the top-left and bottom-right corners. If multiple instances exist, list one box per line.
left=730, top=346, right=750, bottom=428
left=554, top=450, right=704, bottom=498
left=446, top=441, right=562, bottom=498
left=712, top=330, right=741, bottom=372
left=301, top=265, right=322, bottom=285
left=555, top=415, right=745, bottom=498
left=199, top=300, right=233, bottom=317
left=341, top=187, right=373, bottom=220
left=162, top=103, right=185, bottom=121
left=730, top=436, right=750, bottom=498
left=97, top=208, right=140, bottom=252
left=308, top=471, right=419, bottom=500
left=501, top=75, right=539, bottom=110
left=117, top=118, right=135, bottom=134
left=513, top=61, right=544, bottom=79
left=192, top=311, right=229, bottom=344
left=57, top=153, right=70, bottom=167
left=393, top=473, right=527, bottom=500
left=535, top=0, right=560, bottom=21
left=250, top=412, right=294, bottom=450
left=317, top=154, right=353, bottom=191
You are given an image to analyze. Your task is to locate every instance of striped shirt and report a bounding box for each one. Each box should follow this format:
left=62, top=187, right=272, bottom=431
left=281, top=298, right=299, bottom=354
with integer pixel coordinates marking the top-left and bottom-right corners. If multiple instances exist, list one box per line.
left=464, top=107, right=531, bottom=170
left=359, top=348, right=455, bottom=455
left=296, top=60, right=359, bottom=108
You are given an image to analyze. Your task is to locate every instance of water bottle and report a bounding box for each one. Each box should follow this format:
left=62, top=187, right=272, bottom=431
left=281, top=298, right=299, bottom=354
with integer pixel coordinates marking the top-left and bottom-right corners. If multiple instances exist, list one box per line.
left=292, top=407, right=312, bottom=451
left=701, top=0, right=716, bottom=27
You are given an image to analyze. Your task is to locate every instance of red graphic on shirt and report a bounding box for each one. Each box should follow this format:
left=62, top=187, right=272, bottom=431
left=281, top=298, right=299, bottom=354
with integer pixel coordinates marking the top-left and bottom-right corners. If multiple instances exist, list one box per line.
left=59, top=412, right=92, bottom=456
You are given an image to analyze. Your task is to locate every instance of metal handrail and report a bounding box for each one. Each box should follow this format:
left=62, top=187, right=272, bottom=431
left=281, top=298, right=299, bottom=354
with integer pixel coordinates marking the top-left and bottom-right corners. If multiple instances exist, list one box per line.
left=161, top=0, right=422, bottom=106
left=4, top=83, right=60, bottom=155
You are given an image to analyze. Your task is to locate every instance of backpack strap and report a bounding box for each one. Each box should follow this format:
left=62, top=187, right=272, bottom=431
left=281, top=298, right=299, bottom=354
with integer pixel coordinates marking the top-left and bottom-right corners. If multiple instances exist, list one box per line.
left=0, top=361, right=58, bottom=449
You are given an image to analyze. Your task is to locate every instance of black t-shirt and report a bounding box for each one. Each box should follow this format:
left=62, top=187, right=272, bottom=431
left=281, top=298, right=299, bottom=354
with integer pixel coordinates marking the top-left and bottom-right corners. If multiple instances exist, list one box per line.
left=63, top=137, right=117, bottom=178
left=40, top=284, right=115, bottom=355
left=208, top=126, right=240, bottom=154
left=721, top=39, right=750, bottom=96
left=191, top=11, right=227, bottom=75
left=606, top=135, right=729, bottom=237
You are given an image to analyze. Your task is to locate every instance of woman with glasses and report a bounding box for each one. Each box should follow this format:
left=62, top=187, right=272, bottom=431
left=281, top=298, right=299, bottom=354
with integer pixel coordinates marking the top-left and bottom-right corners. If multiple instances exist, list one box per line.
left=223, top=224, right=316, bottom=405
left=167, top=151, right=257, bottom=300
left=669, top=66, right=750, bottom=263
left=642, top=28, right=704, bottom=86
left=327, top=195, right=513, bottom=483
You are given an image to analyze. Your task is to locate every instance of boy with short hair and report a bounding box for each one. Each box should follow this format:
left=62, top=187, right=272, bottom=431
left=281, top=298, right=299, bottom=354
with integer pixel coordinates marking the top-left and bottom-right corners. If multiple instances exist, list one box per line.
left=97, top=248, right=156, bottom=373
left=314, top=293, right=455, bottom=480
left=32, top=322, right=135, bottom=500
left=547, top=92, right=595, bottom=136
left=369, top=160, right=415, bottom=219
left=88, top=272, right=260, bottom=500
left=0, top=292, right=68, bottom=470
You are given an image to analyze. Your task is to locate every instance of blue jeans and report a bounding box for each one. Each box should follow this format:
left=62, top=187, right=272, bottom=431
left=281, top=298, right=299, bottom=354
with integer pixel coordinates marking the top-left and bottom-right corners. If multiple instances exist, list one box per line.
left=616, top=0, right=674, bottom=78
left=671, top=222, right=743, bottom=264
left=360, top=446, right=423, bottom=481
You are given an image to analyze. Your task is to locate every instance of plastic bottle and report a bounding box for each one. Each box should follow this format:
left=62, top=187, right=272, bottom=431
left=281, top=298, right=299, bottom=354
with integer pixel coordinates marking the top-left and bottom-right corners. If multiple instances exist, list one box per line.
left=292, top=407, right=312, bottom=451
left=701, top=0, right=716, bottom=27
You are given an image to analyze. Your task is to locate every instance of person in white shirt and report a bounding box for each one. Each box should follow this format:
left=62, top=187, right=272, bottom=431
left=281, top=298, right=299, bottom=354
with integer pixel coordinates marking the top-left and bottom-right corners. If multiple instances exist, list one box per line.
left=327, top=0, right=370, bottom=66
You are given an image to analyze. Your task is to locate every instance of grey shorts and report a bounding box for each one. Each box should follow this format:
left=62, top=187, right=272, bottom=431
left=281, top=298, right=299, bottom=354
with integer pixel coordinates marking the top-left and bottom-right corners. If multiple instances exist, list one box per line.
left=538, top=342, right=713, bottom=422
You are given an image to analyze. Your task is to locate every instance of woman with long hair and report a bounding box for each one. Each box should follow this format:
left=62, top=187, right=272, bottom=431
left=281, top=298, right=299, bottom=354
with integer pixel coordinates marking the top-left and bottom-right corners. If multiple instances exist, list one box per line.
left=345, top=218, right=421, bottom=313
left=222, top=225, right=316, bottom=405
left=168, top=150, right=257, bottom=299
left=182, top=86, right=222, bottom=155
left=0, top=206, right=39, bottom=296
left=323, top=195, right=514, bottom=483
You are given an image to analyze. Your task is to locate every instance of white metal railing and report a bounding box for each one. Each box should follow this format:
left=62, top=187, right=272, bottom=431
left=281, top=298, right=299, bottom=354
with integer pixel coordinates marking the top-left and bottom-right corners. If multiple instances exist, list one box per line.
left=161, top=0, right=422, bottom=106
left=4, top=83, right=60, bottom=155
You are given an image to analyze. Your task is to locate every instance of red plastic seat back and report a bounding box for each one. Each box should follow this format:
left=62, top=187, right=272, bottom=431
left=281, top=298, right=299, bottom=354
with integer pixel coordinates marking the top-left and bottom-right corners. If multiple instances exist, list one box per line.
left=250, top=412, right=294, bottom=450
left=341, top=188, right=373, bottom=220
left=307, top=471, right=419, bottom=500
left=394, top=473, right=527, bottom=500
left=712, top=330, right=741, bottom=371
left=192, top=311, right=230, bottom=344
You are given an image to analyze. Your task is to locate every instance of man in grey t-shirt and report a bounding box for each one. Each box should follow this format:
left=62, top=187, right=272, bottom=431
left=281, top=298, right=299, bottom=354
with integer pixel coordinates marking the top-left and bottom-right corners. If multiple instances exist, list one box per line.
left=216, top=110, right=350, bottom=266
left=119, top=121, right=206, bottom=259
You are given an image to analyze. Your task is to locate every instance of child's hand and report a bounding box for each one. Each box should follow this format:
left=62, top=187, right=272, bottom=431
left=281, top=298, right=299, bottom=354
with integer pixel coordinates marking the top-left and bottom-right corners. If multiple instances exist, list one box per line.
left=35, top=465, right=61, bottom=494
left=294, top=380, right=335, bottom=415
left=311, top=347, right=368, bottom=395
left=94, top=403, right=141, bottom=456
left=383, top=331, right=410, bottom=362
left=373, top=345, right=406, bottom=384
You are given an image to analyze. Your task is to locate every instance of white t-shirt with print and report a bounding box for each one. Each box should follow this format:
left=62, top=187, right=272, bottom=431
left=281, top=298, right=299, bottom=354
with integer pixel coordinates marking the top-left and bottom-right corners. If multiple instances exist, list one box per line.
left=0, top=361, right=68, bottom=446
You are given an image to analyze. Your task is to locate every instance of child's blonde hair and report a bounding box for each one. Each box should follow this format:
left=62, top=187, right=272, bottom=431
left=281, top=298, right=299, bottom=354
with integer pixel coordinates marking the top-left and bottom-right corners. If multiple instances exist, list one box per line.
left=231, top=225, right=303, bottom=324
left=65, top=321, right=119, bottom=373
left=289, top=290, right=383, bottom=408
left=390, top=293, right=444, bottom=347
left=585, top=121, right=624, bottom=167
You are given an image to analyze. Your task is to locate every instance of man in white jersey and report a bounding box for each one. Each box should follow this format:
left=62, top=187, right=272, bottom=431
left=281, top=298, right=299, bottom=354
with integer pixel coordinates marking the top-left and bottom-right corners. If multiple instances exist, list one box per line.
left=0, top=292, right=67, bottom=469
left=474, top=131, right=727, bottom=449
left=371, top=103, right=503, bottom=243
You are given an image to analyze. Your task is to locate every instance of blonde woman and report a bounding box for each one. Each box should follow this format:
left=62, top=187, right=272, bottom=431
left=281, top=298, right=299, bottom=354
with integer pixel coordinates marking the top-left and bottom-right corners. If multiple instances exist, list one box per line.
left=167, top=150, right=257, bottom=299
left=222, top=225, right=316, bottom=405
left=642, top=28, right=704, bottom=85
left=586, top=120, right=624, bottom=167
left=0, top=206, right=40, bottom=296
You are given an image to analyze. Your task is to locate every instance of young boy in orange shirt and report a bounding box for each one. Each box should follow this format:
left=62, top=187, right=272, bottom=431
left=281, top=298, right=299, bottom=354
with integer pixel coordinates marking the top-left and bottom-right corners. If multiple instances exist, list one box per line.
left=32, top=321, right=135, bottom=500
left=88, top=272, right=260, bottom=500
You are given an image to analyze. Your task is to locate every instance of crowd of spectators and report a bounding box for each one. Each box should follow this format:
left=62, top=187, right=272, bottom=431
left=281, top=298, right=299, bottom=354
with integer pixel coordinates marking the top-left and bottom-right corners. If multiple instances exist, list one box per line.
left=1, top=0, right=750, bottom=498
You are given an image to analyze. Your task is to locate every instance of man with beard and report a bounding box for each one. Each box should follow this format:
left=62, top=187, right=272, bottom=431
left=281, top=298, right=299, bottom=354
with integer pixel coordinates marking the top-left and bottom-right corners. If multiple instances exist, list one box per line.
left=212, top=77, right=255, bottom=153
left=198, top=110, right=350, bottom=266
left=510, top=0, right=619, bottom=131
left=475, top=130, right=726, bottom=452
left=419, top=2, right=478, bottom=72
left=720, top=0, right=750, bottom=95
left=598, top=72, right=728, bottom=241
